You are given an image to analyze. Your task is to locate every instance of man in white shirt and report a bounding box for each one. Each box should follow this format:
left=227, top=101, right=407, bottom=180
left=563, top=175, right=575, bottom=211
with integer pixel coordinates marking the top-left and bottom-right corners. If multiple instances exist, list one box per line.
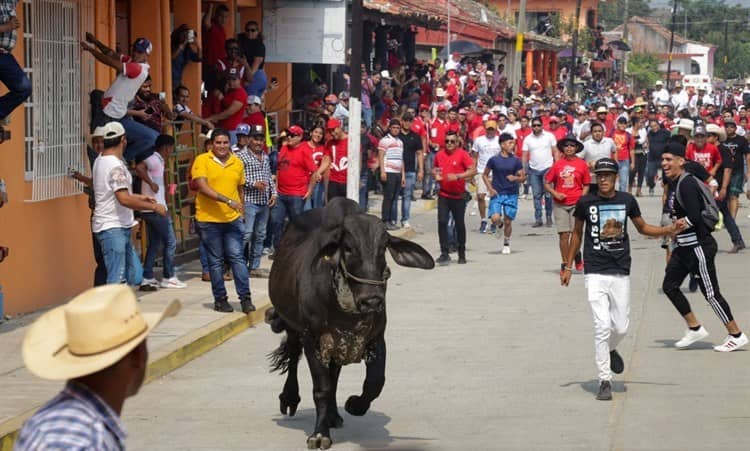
left=92, top=122, right=167, bottom=285
left=378, top=119, right=406, bottom=230
left=671, top=82, right=689, bottom=113
left=81, top=34, right=159, bottom=162
left=135, top=134, right=187, bottom=290
left=577, top=122, right=616, bottom=195
left=471, top=120, right=501, bottom=232
left=652, top=80, right=670, bottom=106
left=522, top=117, right=557, bottom=227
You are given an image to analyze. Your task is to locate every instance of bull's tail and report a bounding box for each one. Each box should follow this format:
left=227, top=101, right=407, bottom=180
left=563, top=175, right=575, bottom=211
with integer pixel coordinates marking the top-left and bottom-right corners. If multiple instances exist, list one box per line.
left=264, top=307, right=286, bottom=333
left=268, top=335, right=302, bottom=374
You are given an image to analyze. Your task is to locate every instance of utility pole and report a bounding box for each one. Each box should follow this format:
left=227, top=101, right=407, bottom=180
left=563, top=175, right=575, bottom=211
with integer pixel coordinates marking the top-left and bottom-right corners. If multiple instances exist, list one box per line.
left=347, top=0, right=362, bottom=202
left=568, top=0, right=582, bottom=97
left=724, top=19, right=729, bottom=73
left=621, top=0, right=629, bottom=84
left=447, top=0, right=451, bottom=57
left=511, top=0, right=527, bottom=98
left=666, top=0, right=678, bottom=91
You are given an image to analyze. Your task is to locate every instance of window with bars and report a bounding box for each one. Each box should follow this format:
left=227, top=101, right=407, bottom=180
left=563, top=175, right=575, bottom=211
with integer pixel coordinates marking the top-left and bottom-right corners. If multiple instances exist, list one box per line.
left=22, top=0, right=94, bottom=202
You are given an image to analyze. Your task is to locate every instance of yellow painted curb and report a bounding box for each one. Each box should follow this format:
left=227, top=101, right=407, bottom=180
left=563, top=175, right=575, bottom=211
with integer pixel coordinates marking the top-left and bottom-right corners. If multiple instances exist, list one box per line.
left=0, top=300, right=271, bottom=450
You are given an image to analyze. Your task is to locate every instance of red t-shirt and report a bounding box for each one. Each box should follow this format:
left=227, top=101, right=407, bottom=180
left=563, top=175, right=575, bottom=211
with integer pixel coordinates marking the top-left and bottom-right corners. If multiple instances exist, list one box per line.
left=611, top=129, right=634, bottom=161
left=325, top=137, right=349, bottom=184
left=549, top=126, right=568, bottom=142
left=434, top=148, right=474, bottom=200
left=430, top=118, right=448, bottom=149
left=218, top=88, right=248, bottom=131
left=277, top=143, right=317, bottom=196
left=515, top=127, right=532, bottom=158
left=305, top=141, right=326, bottom=168
left=544, top=157, right=591, bottom=206
left=204, top=22, right=227, bottom=67
left=686, top=142, right=722, bottom=172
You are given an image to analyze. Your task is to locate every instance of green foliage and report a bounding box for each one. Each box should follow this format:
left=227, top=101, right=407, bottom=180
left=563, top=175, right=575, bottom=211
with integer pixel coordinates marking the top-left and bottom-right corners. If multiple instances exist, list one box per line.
left=627, top=53, right=661, bottom=90
left=598, top=0, right=652, bottom=30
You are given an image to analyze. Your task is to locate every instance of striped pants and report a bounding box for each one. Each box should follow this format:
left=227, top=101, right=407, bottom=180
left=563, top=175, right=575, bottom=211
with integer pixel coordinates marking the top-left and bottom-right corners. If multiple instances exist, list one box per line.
left=662, top=236, right=734, bottom=325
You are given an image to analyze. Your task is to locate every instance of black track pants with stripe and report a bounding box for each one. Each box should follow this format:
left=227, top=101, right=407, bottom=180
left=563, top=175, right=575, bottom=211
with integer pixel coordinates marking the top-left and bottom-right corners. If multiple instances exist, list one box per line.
left=662, top=235, right=734, bottom=325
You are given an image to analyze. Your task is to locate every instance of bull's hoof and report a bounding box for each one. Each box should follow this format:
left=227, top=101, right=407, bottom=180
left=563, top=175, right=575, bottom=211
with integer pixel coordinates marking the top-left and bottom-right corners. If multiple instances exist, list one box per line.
left=327, top=411, right=344, bottom=428
left=307, top=433, right=332, bottom=450
left=279, top=393, right=301, bottom=416
left=344, top=395, right=371, bottom=416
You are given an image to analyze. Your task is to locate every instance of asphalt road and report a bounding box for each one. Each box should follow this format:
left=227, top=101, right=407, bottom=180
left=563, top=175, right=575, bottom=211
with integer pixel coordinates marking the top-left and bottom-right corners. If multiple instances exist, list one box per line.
left=123, top=193, right=750, bottom=451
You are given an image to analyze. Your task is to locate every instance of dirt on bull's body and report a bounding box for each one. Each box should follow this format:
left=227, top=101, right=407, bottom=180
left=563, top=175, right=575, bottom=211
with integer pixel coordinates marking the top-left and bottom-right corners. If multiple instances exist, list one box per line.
left=316, top=320, right=374, bottom=365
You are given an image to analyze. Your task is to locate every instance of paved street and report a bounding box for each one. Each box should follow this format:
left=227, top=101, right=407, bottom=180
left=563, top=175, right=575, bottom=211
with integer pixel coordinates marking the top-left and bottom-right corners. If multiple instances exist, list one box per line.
left=122, top=193, right=750, bottom=451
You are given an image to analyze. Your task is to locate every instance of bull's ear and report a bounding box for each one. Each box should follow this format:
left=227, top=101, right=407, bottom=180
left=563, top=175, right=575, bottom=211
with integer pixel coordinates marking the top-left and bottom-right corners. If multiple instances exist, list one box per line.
left=321, top=198, right=362, bottom=231
left=387, top=235, right=435, bottom=269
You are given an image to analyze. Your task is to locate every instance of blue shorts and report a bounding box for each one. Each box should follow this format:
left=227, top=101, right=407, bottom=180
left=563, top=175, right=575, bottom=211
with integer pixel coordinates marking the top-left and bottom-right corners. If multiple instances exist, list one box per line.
left=488, top=194, right=518, bottom=220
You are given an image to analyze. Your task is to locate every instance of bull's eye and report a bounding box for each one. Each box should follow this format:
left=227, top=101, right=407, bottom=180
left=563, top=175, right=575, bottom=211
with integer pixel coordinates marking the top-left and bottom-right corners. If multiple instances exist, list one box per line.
left=323, top=255, right=331, bottom=261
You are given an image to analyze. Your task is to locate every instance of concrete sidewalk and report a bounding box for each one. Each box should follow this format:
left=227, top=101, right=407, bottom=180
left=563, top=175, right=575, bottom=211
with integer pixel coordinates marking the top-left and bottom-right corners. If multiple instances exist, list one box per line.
left=0, top=195, right=435, bottom=449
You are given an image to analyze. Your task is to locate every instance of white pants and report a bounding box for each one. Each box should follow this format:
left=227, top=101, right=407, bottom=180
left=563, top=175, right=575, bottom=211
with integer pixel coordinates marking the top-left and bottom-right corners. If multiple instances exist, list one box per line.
left=584, top=274, right=630, bottom=381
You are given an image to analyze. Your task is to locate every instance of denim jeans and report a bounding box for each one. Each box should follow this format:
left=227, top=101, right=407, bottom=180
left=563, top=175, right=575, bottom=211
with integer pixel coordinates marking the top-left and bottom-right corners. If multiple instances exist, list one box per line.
left=646, top=159, right=660, bottom=189
left=382, top=172, right=402, bottom=223
left=617, top=159, right=630, bottom=192
left=422, top=152, right=435, bottom=195
left=245, top=69, right=267, bottom=97
left=243, top=202, right=270, bottom=270
left=391, top=172, right=416, bottom=223
left=108, top=116, right=159, bottom=163
left=196, top=219, right=250, bottom=300
left=717, top=197, right=745, bottom=246
left=95, top=227, right=143, bottom=285
left=0, top=53, right=31, bottom=120
left=199, top=239, right=210, bottom=273
left=363, top=108, right=373, bottom=128
left=528, top=167, right=552, bottom=222
left=359, top=170, right=370, bottom=211
left=92, top=231, right=107, bottom=286
left=270, top=194, right=306, bottom=250
left=141, top=212, right=177, bottom=279
left=304, top=183, right=326, bottom=211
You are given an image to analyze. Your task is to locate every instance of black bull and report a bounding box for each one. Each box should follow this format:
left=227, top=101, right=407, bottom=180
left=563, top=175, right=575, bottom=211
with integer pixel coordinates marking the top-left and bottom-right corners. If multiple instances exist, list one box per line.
left=266, top=198, right=434, bottom=449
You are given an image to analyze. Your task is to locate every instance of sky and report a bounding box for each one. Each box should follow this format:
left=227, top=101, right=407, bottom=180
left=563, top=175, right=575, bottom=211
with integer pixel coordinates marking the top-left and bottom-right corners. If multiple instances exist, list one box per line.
left=651, top=0, right=750, bottom=6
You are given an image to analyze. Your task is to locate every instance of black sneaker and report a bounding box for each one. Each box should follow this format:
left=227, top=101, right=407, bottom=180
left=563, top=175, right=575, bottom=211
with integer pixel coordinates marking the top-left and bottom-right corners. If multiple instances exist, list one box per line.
left=435, top=254, right=451, bottom=266
left=545, top=217, right=553, bottom=227
left=610, top=350, right=624, bottom=374
left=532, top=221, right=543, bottom=228
left=596, top=380, right=612, bottom=401
left=214, top=296, right=234, bottom=313
left=240, top=294, right=256, bottom=313
left=457, top=255, right=467, bottom=264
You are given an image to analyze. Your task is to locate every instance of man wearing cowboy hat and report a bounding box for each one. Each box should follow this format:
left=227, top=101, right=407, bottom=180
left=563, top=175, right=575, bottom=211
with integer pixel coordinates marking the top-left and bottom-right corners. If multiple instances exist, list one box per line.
left=545, top=135, right=590, bottom=272
left=15, top=285, right=180, bottom=449
left=652, top=81, right=670, bottom=106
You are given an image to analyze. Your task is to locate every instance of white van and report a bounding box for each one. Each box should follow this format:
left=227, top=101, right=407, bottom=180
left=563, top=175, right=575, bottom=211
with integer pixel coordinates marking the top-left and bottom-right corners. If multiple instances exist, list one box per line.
left=682, top=74, right=712, bottom=93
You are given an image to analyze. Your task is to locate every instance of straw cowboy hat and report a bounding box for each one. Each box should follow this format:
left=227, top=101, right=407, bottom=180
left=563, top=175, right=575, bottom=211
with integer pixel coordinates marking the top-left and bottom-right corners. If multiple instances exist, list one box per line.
left=705, top=123, right=726, bottom=142
left=23, top=285, right=181, bottom=381
left=633, top=97, right=647, bottom=107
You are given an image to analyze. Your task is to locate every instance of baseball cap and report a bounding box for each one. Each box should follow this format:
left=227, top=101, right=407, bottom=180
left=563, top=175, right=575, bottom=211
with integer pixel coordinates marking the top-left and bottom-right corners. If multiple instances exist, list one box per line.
left=498, top=133, right=514, bottom=143
left=693, top=125, right=707, bottom=136
left=596, top=106, right=608, bottom=114
left=91, top=126, right=107, bottom=138
left=100, top=122, right=125, bottom=139
left=132, top=38, right=152, bottom=55
left=287, top=125, right=304, bottom=137
left=326, top=118, right=342, bottom=130
left=246, top=95, right=262, bottom=105
left=437, top=104, right=448, bottom=112
left=549, top=116, right=560, bottom=123
left=593, top=158, right=619, bottom=174
left=235, top=123, right=251, bottom=136
left=484, top=120, right=498, bottom=130
left=419, top=104, right=429, bottom=111
left=249, top=124, right=265, bottom=137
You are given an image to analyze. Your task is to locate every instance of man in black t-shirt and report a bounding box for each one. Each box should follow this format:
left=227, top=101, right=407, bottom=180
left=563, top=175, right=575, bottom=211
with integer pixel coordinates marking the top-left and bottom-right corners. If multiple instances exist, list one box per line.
left=719, top=120, right=749, bottom=224
left=562, top=158, right=680, bottom=401
left=661, top=140, right=748, bottom=353
left=238, top=20, right=266, bottom=97
left=396, top=113, right=424, bottom=228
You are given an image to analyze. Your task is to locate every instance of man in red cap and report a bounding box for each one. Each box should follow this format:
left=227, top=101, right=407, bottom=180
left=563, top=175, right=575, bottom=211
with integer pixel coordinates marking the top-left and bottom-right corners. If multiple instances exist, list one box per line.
left=325, top=118, right=349, bottom=200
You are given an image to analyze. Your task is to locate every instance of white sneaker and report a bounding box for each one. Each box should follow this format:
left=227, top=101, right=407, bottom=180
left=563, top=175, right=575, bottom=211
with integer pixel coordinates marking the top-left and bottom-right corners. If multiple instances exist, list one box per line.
left=675, top=326, right=709, bottom=348
left=713, top=333, right=749, bottom=352
left=401, top=221, right=411, bottom=229
left=501, top=245, right=511, bottom=255
left=142, top=278, right=159, bottom=287
left=160, top=277, right=187, bottom=289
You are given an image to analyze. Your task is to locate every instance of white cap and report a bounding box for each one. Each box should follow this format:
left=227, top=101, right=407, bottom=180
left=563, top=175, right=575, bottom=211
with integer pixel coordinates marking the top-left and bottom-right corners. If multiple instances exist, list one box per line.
left=246, top=95, right=262, bottom=105
left=99, top=122, right=125, bottom=139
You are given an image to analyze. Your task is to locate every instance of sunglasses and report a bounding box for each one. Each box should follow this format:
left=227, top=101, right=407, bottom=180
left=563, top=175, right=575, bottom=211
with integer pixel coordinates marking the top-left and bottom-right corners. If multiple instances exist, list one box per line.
left=532, top=124, right=542, bottom=127
left=445, top=139, right=458, bottom=143
left=247, top=28, right=258, bottom=32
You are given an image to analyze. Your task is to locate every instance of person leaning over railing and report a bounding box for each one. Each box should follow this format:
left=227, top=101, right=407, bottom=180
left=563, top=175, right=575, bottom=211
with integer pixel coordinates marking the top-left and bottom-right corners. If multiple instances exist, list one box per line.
left=173, top=84, right=214, bottom=130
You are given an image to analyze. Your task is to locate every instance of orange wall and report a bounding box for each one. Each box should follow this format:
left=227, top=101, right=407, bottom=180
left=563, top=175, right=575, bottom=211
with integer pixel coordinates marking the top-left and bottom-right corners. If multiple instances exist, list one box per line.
left=0, top=0, right=96, bottom=315
left=496, top=0, right=600, bottom=27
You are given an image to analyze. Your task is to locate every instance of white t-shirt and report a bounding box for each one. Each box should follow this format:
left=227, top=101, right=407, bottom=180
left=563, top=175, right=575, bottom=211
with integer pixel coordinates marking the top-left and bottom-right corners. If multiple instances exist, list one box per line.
left=378, top=134, right=404, bottom=173
left=92, top=155, right=137, bottom=233
left=522, top=131, right=556, bottom=171
left=471, top=134, right=501, bottom=172
left=102, top=55, right=150, bottom=119
left=498, top=124, right=516, bottom=138
left=140, top=152, right=167, bottom=210
left=578, top=137, right=616, bottom=180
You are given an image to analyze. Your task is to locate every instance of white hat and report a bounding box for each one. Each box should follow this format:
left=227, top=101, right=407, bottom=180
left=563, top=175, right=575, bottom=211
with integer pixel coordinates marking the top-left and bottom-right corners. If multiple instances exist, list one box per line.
left=380, top=70, right=391, bottom=79
left=705, top=123, right=726, bottom=141
left=435, top=87, right=446, bottom=97
left=655, top=80, right=663, bottom=86
left=246, top=95, right=262, bottom=105
left=99, top=122, right=126, bottom=139
left=22, top=285, right=180, bottom=381
left=675, top=118, right=694, bottom=131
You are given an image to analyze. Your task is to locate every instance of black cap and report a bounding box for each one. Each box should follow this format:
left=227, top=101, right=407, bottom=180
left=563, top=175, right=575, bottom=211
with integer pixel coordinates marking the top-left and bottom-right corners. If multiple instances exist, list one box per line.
left=664, top=139, right=686, bottom=158
left=593, top=158, right=619, bottom=174
left=498, top=132, right=514, bottom=143
left=249, top=124, right=265, bottom=137
left=556, top=134, right=583, bottom=152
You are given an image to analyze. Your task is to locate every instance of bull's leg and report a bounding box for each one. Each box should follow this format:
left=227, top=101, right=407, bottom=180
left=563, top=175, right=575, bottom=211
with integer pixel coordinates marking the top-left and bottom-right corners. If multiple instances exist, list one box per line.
left=279, top=331, right=302, bottom=416
left=303, top=343, right=334, bottom=450
left=345, top=335, right=386, bottom=416
left=326, top=363, right=344, bottom=428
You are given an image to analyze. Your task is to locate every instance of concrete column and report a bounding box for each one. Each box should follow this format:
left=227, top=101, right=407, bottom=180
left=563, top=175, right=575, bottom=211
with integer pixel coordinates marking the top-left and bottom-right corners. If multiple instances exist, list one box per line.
left=173, top=0, right=203, bottom=117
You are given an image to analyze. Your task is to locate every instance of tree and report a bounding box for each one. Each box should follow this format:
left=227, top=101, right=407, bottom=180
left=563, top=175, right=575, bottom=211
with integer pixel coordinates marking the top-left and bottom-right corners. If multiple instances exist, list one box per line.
left=627, top=53, right=661, bottom=91
left=598, top=0, right=652, bottom=30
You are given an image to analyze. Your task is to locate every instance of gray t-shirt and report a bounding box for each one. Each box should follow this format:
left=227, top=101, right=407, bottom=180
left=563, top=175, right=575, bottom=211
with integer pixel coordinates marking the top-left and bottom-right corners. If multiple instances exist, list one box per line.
left=578, top=137, right=616, bottom=182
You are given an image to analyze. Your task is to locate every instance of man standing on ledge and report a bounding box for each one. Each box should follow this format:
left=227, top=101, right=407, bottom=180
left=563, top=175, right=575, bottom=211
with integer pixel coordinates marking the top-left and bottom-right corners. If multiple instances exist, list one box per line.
left=562, top=158, right=682, bottom=401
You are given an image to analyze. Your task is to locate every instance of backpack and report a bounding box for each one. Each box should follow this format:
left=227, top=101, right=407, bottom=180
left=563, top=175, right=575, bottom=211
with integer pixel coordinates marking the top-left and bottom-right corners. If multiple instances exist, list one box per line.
left=675, top=172, right=720, bottom=231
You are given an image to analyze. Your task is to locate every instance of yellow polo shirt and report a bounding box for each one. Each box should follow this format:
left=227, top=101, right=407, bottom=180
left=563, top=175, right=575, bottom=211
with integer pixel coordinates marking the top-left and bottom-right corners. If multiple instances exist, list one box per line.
left=192, top=152, right=245, bottom=223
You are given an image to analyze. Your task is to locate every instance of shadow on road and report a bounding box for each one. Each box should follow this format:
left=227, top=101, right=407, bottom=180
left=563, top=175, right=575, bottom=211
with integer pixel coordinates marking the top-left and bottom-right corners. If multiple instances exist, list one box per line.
left=652, top=339, right=715, bottom=350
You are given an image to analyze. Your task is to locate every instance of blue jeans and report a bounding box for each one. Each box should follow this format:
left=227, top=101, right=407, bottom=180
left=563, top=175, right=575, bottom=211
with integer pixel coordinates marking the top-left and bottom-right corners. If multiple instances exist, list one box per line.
left=390, top=172, right=417, bottom=223
left=243, top=202, right=270, bottom=270
left=110, top=116, right=158, bottom=162
left=717, top=197, right=745, bottom=246
left=95, top=227, right=143, bottom=285
left=363, top=108, right=373, bottom=128
left=304, top=183, right=326, bottom=211
left=646, top=159, right=660, bottom=189
left=422, top=152, right=436, bottom=195
left=0, top=53, right=31, bottom=120
left=245, top=69, right=267, bottom=97
left=617, top=159, right=630, bottom=192
left=196, top=219, right=250, bottom=300
left=141, top=213, right=177, bottom=279
left=359, top=170, right=370, bottom=211
left=528, top=167, right=552, bottom=222
left=199, top=239, right=209, bottom=273
left=270, top=194, right=306, bottom=250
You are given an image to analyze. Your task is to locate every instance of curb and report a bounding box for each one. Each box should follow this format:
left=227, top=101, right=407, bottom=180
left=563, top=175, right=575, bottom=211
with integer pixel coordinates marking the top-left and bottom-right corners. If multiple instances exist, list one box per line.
left=0, top=301, right=272, bottom=450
